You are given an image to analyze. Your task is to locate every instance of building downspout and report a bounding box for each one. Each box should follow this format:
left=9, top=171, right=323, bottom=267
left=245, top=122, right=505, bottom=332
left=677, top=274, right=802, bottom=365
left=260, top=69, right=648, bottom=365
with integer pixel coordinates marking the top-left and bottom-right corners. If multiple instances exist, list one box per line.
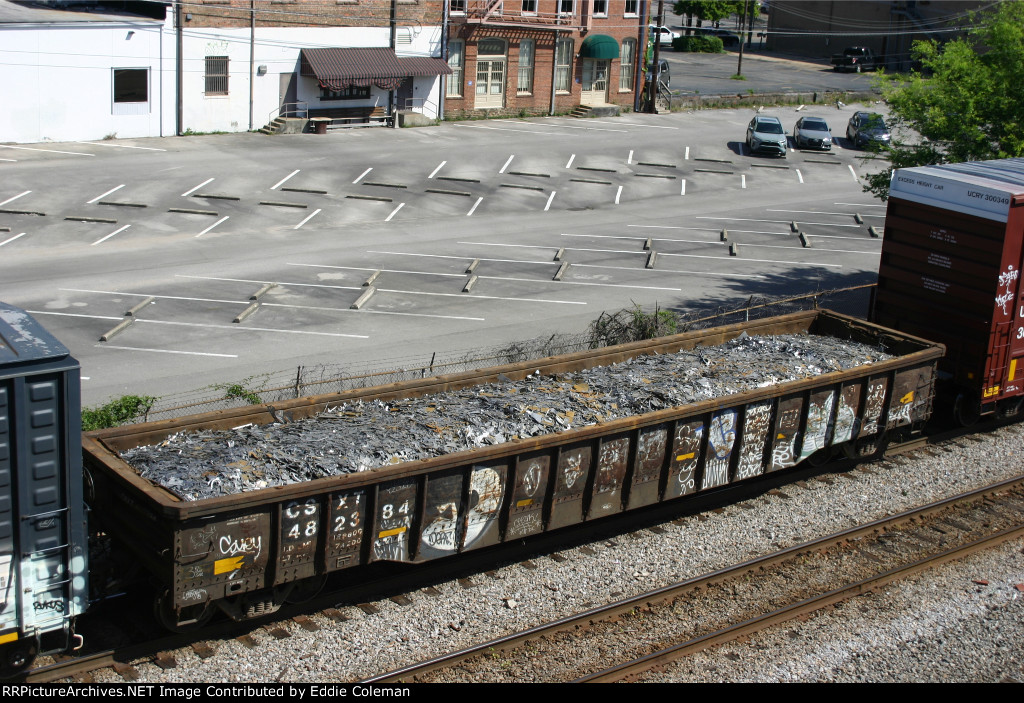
left=249, top=0, right=255, bottom=132
left=439, top=0, right=448, bottom=121
left=175, top=1, right=183, bottom=135
left=389, top=0, right=397, bottom=126
left=549, top=30, right=560, bottom=116
left=634, top=1, right=647, bottom=113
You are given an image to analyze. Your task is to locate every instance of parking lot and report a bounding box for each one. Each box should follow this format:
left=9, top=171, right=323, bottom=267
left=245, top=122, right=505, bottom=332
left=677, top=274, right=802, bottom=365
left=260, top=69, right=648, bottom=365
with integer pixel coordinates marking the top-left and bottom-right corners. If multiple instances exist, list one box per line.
left=0, top=105, right=889, bottom=405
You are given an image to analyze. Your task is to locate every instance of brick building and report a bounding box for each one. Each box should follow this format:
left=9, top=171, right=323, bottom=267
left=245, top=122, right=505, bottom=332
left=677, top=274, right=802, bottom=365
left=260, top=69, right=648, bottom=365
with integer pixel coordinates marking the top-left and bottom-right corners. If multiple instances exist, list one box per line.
left=444, top=1, right=648, bottom=118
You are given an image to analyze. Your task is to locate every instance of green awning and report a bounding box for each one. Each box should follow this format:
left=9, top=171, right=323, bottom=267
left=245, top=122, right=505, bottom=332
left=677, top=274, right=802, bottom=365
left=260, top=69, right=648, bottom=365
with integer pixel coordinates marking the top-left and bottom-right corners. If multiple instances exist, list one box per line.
left=579, top=34, right=620, bottom=60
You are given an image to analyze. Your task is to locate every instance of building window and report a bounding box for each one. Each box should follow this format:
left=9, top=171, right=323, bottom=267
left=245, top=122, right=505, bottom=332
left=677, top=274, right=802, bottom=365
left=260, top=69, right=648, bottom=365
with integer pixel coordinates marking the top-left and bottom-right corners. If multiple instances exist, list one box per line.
left=113, top=68, right=148, bottom=103
left=447, top=40, right=464, bottom=97
left=475, top=38, right=506, bottom=108
left=592, top=0, right=607, bottom=16
left=555, top=38, right=573, bottom=92
left=624, top=0, right=638, bottom=16
left=517, top=39, right=534, bottom=94
left=205, top=56, right=229, bottom=95
left=521, top=0, right=536, bottom=13
left=619, top=38, right=635, bottom=91
left=450, top=0, right=465, bottom=14
left=558, top=0, right=574, bottom=15
left=320, top=85, right=371, bottom=100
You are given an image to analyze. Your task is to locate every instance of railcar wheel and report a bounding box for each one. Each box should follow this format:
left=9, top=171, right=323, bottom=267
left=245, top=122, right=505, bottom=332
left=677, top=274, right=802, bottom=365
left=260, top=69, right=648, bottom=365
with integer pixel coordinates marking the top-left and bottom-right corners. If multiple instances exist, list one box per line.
left=997, top=397, right=1024, bottom=420
left=806, top=448, right=832, bottom=467
left=154, top=591, right=214, bottom=633
left=284, top=575, right=328, bottom=605
left=0, top=640, right=37, bottom=679
left=841, top=434, right=889, bottom=461
left=954, top=392, right=981, bottom=427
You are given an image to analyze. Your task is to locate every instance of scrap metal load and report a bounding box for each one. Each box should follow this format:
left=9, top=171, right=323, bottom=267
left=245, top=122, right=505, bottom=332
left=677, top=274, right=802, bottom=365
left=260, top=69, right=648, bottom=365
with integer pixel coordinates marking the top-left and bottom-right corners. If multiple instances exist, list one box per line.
left=124, top=333, right=896, bottom=502
left=82, top=310, right=944, bottom=628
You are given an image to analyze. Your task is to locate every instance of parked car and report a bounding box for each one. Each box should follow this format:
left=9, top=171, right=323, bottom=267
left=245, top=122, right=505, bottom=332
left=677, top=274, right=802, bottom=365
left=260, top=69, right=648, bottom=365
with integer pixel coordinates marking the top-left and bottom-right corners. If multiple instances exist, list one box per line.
left=699, top=27, right=740, bottom=47
left=649, top=25, right=681, bottom=47
left=792, top=116, right=833, bottom=150
left=846, top=112, right=891, bottom=148
left=646, top=58, right=671, bottom=87
left=831, top=47, right=881, bottom=72
left=746, top=115, right=788, bottom=157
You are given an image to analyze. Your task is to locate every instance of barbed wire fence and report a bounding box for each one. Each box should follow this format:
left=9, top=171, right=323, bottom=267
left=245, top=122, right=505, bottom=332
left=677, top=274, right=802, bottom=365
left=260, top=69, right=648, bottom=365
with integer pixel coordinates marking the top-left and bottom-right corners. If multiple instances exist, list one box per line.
left=132, top=284, right=874, bottom=424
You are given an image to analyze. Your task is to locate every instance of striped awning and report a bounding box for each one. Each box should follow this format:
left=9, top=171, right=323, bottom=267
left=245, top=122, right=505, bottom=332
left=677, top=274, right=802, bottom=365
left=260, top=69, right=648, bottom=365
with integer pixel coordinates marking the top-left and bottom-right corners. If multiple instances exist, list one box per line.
left=301, top=48, right=451, bottom=91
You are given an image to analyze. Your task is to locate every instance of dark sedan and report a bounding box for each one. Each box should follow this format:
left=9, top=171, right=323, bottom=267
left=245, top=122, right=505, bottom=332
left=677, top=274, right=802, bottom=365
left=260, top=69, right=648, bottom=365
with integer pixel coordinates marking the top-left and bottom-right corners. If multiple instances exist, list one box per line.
left=846, top=112, right=891, bottom=149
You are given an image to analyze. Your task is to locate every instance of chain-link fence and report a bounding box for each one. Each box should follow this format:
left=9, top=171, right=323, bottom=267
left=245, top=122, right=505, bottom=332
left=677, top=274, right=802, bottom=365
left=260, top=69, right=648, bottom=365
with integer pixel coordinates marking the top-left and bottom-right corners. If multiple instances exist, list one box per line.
left=128, top=284, right=873, bottom=424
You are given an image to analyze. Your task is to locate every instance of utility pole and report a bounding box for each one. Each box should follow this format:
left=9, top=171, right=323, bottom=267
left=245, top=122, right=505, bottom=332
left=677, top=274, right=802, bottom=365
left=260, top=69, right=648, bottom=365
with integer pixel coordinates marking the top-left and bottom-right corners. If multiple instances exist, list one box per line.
left=736, top=0, right=748, bottom=78
left=649, top=0, right=664, bottom=113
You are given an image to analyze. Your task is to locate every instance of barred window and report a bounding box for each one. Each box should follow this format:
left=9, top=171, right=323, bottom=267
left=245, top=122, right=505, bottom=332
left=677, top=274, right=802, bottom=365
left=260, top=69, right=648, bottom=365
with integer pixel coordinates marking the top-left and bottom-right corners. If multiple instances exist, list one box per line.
left=517, top=39, right=534, bottom=94
left=619, top=38, right=635, bottom=91
left=447, top=40, right=464, bottom=97
left=205, top=56, right=229, bottom=95
left=555, top=38, right=573, bottom=93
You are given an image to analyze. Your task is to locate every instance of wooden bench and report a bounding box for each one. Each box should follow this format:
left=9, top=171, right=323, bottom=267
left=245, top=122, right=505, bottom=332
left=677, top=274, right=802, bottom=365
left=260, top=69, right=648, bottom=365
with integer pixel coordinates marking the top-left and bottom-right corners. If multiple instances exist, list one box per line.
left=308, top=105, right=388, bottom=128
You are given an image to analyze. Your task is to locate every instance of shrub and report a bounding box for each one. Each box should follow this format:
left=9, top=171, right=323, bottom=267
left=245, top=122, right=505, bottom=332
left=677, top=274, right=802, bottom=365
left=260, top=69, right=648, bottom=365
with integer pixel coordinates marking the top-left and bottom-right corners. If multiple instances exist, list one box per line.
left=672, top=36, right=724, bottom=53
left=81, top=395, right=156, bottom=431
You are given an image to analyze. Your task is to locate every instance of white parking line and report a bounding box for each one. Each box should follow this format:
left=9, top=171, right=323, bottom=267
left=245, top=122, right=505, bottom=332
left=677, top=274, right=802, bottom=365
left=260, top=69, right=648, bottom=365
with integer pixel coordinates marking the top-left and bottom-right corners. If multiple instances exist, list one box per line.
left=91, top=224, right=131, bottom=246
left=353, top=167, right=372, bottom=184
left=0, top=145, right=93, bottom=157
left=544, top=191, right=556, bottom=211
left=467, top=197, right=483, bottom=216
left=385, top=203, right=405, bottom=222
left=834, top=201, right=886, bottom=208
left=97, top=345, right=238, bottom=357
left=293, top=208, right=322, bottom=230
left=572, top=263, right=766, bottom=279
left=658, top=251, right=843, bottom=267
left=0, top=233, right=26, bottom=247
left=565, top=154, right=576, bottom=169
left=499, top=155, right=515, bottom=174
left=741, top=174, right=747, bottom=189
left=428, top=161, right=446, bottom=179
left=525, top=121, right=628, bottom=133
left=627, top=150, right=633, bottom=164
left=196, top=216, right=229, bottom=238
left=262, top=302, right=484, bottom=322
left=695, top=216, right=861, bottom=228
left=181, top=178, right=214, bottom=197
left=0, top=158, right=16, bottom=162
left=271, top=169, right=300, bottom=190
left=681, top=179, right=686, bottom=195
left=481, top=275, right=681, bottom=292
left=685, top=146, right=690, bottom=160
left=615, top=186, right=623, bottom=205
left=0, top=190, right=31, bottom=207
left=87, top=184, right=125, bottom=204
left=769, top=208, right=883, bottom=217
left=796, top=169, right=804, bottom=184
left=848, top=165, right=859, bottom=181
left=587, top=120, right=679, bottom=130
left=74, top=141, right=166, bottom=151
left=453, top=124, right=562, bottom=136
left=31, top=310, right=368, bottom=338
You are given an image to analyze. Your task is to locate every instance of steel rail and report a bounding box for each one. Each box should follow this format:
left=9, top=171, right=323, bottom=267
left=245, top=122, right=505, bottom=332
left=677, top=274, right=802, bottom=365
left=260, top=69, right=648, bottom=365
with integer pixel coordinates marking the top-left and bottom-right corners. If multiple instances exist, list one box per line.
left=576, top=521, right=1024, bottom=683
left=362, top=473, right=1024, bottom=683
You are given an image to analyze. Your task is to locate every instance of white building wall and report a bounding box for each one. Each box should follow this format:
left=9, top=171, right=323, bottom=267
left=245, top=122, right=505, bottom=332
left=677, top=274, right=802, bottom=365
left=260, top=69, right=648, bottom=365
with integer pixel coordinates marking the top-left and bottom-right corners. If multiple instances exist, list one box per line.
left=179, top=24, right=444, bottom=133
left=0, top=20, right=175, bottom=144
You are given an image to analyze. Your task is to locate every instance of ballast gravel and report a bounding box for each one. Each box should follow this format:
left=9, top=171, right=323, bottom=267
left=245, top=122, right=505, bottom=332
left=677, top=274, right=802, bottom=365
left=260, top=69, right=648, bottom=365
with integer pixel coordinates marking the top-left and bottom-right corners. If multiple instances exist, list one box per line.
left=121, top=333, right=892, bottom=500
left=82, top=422, right=1024, bottom=683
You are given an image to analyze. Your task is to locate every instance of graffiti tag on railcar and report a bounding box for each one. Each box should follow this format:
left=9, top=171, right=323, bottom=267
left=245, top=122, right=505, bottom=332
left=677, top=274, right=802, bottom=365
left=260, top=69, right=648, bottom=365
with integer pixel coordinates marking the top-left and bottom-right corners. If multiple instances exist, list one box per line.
left=736, top=401, right=772, bottom=480
left=703, top=410, right=736, bottom=488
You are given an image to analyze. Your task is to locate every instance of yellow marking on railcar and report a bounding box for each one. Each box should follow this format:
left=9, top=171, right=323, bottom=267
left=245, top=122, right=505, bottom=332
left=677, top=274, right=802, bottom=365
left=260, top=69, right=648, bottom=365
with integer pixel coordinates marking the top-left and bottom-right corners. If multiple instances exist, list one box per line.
left=0, top=632, right=18, bottom=645
left=900, top=391, right=914, bottom=404
left=214, top=556, right=245, bottom=575
left=516, top=499, right=534, bottom=508
left=983, top=385, right=1000, bottom=398
left=1011, top=359, right=1018, bottom=380
left=675, top=452, right=695, bottom=462
left=378, top=527, right=407, bottom=539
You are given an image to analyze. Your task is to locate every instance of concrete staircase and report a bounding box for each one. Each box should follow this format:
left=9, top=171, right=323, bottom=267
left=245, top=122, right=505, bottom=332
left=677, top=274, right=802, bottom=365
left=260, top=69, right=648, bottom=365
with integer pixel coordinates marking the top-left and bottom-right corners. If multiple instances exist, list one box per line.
left=258, top=117, right=307, bottom=135
left=571, top=104, right=621, bottom=118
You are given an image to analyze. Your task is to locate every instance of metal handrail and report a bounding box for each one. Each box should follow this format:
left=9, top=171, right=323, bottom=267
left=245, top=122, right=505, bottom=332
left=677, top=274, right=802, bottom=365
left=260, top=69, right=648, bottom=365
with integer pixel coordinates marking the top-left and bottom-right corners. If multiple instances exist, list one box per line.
left=267, top=101, right=309, bottom=123
left=402, top=97, right=439, bottom=116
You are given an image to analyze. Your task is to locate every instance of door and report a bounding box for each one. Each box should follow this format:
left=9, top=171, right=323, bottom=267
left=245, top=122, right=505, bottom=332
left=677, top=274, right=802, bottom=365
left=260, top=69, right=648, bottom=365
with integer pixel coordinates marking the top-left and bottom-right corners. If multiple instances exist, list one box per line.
left=475, top=38, right=507, bottom=109
left=278, top=73, right=298, bottom=116
left=581, top=59, right=609, bottom=106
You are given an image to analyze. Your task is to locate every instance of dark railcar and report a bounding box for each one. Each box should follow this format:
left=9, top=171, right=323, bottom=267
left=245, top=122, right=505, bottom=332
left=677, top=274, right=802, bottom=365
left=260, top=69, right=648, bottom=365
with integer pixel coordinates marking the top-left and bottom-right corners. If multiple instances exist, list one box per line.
left=874, top=158, right=1024, bottom=423
left=83, top=310, right=944, bottom=629
left=0, top=303, right=88, bottom=676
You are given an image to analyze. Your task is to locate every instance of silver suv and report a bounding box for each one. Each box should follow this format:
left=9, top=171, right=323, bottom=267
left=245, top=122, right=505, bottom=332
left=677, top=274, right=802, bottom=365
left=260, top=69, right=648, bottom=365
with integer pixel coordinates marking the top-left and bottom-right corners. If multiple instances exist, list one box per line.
left=746, top=115, right=787, bottom=157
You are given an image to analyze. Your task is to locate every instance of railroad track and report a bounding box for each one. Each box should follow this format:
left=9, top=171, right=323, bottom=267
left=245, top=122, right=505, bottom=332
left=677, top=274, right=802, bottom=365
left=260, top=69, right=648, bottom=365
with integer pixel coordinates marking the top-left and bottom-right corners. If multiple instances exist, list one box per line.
left=22, top=427, right=1019, bottom=683
left=362, top=473, right=1024, bottom=683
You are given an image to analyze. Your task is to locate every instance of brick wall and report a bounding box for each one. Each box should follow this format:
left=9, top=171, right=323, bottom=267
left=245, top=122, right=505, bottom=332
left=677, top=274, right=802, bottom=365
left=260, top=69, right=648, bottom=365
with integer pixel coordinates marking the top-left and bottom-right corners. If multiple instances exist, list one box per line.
left=179, top=0, right=444, bottom=29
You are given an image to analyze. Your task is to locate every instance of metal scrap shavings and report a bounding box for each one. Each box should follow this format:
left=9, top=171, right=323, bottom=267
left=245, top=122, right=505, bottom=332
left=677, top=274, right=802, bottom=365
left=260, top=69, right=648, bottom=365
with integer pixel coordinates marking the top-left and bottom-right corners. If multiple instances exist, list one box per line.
left=121, top=333, right=892, bottom=501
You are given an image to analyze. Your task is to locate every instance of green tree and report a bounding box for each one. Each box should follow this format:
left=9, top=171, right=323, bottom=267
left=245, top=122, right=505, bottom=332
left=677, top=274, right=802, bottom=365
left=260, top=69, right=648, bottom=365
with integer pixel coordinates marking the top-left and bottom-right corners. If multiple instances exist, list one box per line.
left=864, top=2, right=1024, bottom=200
left=673, top=1, right=734, bottom=28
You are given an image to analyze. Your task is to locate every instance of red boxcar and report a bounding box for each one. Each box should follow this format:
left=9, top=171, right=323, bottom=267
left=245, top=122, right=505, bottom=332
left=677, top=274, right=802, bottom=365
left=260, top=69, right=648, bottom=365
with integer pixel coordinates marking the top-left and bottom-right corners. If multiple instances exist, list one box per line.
left=874, top=158, right=1024, bottom=423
